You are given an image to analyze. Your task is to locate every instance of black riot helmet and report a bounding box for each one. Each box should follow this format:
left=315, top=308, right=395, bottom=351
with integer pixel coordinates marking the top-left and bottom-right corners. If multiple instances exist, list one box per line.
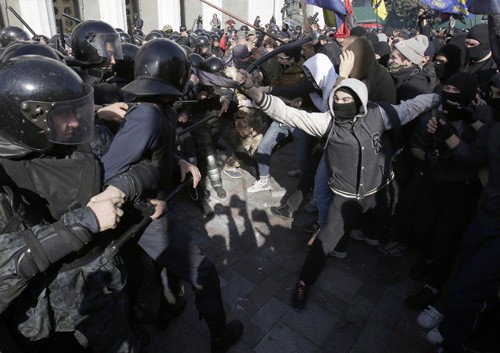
left=133, top=28, right=144, bottom=37
left=203, top=56, right=224, bottom=73
left=240, top=25, right=250, bottom=32
left=133, top=34, right=144, bottom=46
left=0, top=26, right=30, bottom=48
left=0, top=56, right=94, bottom=153
left=145, top=31, right=164, bottom=41
left=188, top=52, right=205, bottom=69
left=121, top=39, right=191, bottom=97
left=169, top=34, right=181, bottom=42
left=180, top=44, right=192, bottom=54
left=196, top=35, right=210, bottom=48
left=119, top=32, right=131, bottom=43
left=195, top=28, right=206, bottom=36
left=0, top=41, right=61, bottom=63
left=71, top=20, right=123, bottom=64
left=112, top=42, right=140, bottom=82
left=150, top=29, right=165, bottom=38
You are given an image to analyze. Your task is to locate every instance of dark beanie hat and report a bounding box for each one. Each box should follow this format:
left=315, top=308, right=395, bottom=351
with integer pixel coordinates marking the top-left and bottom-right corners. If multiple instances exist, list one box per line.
left=350, top=26, right=367, bottom=37
left=445, top=72, right=478, bottom=104
left=373, top=41, right=391, bottom=57
left=283, top=46, right=302, bottom=62
left=365, top=32, right=379, bottom=44
left=468, top=23, right=489, bottom=44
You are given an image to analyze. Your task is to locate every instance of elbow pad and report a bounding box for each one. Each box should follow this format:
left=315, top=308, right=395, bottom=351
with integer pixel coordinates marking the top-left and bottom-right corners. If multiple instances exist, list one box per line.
left=16, top=222, right=93, bottom=279
left=106, top=160, right=160, bottom=201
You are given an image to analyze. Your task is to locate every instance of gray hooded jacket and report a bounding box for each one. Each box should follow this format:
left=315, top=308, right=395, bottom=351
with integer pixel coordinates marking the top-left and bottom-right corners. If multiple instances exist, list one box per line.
left=256, top=78, right=440, bottom=199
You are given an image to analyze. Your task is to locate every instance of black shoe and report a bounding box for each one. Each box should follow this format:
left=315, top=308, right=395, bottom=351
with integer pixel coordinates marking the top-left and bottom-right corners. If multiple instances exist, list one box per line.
left=270, top=204, right=295, bottom=220
left=291, top=281, right=308, bottom=312
left=404, top=286, right=439, bottom=310
left=211, top=320, right=243, bottom=353
left=197, top=199, right=215, bottom=220
left=302, top=221, right=319, bottom=234
left=409, top=259, right=433, bottom=281
left=156, top=296, right=187, bottom=331
left=213, top=186, right=227, bottom=199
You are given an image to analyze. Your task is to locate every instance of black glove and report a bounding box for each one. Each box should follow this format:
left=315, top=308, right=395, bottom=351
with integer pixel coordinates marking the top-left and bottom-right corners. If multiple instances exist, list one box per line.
left=460, top=107, right=476, bottom=125
left=435, top=122, right=454, bottom=141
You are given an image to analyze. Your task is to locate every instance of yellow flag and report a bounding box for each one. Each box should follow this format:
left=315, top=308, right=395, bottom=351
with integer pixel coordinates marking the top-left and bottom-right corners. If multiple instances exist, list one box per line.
left=372, top=0, right=388, bottom=21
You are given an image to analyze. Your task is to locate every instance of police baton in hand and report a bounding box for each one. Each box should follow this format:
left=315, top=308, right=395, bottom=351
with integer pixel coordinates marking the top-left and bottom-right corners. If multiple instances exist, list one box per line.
left=102, top=174, right=194, bottom=261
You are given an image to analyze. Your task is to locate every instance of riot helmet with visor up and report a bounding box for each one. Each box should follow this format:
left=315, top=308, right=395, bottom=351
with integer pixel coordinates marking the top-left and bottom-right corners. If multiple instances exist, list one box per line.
left=71, top=20, right=123, bottom=65
left=0, top=56, right=95, bottom=153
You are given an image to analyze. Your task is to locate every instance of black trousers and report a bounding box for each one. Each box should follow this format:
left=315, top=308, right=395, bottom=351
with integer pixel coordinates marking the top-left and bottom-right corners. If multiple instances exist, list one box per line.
left=300, top=191, right=386, bottom=285
left=413, top=177, right=483, bottom=289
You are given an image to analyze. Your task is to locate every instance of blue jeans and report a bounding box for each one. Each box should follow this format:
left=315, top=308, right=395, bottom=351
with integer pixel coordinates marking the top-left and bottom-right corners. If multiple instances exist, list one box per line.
left=256, top=121, right=310, bottom=177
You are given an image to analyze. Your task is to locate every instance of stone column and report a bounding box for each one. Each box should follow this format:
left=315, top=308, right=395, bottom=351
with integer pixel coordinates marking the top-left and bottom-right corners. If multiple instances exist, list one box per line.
left=81, top=0, right=127, bottom=30
left=16, top=0, right=56, bottom=37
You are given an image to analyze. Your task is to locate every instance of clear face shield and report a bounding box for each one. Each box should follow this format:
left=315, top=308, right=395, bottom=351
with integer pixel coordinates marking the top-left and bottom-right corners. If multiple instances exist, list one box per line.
left=20, top=83, right=95, bottom=145
left=91, top=32, right=124, bottom=60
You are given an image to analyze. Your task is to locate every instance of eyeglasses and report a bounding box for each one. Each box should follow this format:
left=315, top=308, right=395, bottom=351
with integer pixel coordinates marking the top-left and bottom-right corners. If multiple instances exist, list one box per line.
left=278, top=56, right=290, bottom=60
left=333, top=96, right=355, bottom=103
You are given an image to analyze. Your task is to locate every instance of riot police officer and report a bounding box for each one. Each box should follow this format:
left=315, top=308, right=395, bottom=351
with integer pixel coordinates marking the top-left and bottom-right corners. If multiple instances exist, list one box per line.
left=0, top=55, right=160, bottom=352
left=105, top=38, right=243, bottom=353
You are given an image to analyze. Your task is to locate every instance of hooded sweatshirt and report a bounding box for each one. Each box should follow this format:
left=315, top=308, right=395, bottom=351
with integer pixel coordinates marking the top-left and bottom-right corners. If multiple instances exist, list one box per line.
left=256, top=79, right=440, bottom=199
left=303, top=53, right=338, bottom=112
left=344, top=37, right=397, bottom=104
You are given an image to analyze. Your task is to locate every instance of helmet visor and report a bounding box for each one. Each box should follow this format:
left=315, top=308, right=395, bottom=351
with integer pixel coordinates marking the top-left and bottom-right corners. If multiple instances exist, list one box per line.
left=45, top=84, right=95, bottom=144
left=91, top=32, right=123, bottom=60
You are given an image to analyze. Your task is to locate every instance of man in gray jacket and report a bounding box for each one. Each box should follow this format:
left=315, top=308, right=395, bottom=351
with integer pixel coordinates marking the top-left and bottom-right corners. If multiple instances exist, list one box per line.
left=235, top=70, right=441, bottom=311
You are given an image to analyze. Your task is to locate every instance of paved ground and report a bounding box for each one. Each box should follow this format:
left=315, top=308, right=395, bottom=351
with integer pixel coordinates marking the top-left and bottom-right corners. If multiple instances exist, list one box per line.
left=146, top=142, right=434, bottom=353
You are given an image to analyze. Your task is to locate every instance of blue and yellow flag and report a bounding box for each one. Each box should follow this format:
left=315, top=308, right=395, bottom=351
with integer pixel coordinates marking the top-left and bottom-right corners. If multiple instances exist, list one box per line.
left=421, top=0, right=473, bottom=17
left=372, top=0, right=388, bottom=21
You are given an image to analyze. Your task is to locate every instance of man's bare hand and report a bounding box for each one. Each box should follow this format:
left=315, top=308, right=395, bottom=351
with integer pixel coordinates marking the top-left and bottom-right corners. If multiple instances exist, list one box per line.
left=149, top=199, right=167, bottom=220
left=339, top=50, right=355, bottom=78
left=90, top=185, right=126, bottom=203
left=178, top=159, right=201, bottom=188
left=97, top=102, right=129, bottom=123
left=87, top=196, right=124, bottom=231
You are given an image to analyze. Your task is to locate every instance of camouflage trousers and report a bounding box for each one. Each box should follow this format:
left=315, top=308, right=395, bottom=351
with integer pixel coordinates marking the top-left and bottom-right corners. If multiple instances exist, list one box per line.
left=9, top=254, right=140, bottom=353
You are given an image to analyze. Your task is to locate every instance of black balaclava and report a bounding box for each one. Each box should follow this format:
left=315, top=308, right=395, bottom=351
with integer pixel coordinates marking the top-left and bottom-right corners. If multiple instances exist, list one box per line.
left=441, top=72, right=478, bottom=121
left=434, top=42, right=467, bottom=83
left=467, top=23, right=491, bottom=62
left=333, top=87, right=362, bottom=121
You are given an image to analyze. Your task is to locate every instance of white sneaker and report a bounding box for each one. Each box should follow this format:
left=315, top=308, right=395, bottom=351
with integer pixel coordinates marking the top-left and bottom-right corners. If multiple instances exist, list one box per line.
left=417, top=305, right=444, bottom=329
left=426, top=326, right=444, bottom=345
left=247, top=179, right=272, bottom=193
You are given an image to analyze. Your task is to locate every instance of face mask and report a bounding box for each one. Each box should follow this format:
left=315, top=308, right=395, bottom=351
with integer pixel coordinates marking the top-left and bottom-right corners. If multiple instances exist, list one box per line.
left=434, top=63, right=446, bottom=80
left=333, top=102, right=358, bottom=120
left=441, top=90, right=469, bottom=106
left=387, top=60, right=405, bottom=74
left=467, top=44, right=490, bottom=62
left=279, top=62, right=293, bottom=72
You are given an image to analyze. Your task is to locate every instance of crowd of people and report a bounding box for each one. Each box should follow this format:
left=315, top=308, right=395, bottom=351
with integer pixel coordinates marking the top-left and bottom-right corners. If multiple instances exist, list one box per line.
left=0, top=3, right=499, bottom=353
